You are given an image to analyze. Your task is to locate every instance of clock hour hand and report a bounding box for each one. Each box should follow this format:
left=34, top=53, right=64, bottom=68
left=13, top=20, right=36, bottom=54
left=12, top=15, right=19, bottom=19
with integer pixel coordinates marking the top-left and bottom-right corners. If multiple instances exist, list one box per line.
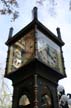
left=47, top=47, right=56, bottom=63
left=46, top=47, right=52, bottom=58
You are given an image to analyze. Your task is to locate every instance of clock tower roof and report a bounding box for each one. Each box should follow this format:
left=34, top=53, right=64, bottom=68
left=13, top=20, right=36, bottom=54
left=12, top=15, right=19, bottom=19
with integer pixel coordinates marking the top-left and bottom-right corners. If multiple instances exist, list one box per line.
left=6, top=19, right=64, bottom=47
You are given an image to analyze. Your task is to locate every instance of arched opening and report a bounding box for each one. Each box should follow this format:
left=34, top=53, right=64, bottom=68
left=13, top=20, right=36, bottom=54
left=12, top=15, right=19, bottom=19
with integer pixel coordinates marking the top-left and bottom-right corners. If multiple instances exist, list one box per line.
left=41, top=84, right=52, bottom=108
left=41, top=94, right=52, bottom=108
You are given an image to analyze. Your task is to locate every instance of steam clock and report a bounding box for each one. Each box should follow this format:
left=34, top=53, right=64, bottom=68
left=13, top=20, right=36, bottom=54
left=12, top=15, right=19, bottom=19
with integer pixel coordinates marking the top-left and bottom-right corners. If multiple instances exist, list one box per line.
left=5, top=7, right=66, bottom=108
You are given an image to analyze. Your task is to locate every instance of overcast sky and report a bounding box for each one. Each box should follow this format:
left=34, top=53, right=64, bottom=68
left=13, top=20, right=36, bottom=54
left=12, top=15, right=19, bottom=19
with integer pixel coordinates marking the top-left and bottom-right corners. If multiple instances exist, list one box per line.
left=0, top=0, right=71, bottom=94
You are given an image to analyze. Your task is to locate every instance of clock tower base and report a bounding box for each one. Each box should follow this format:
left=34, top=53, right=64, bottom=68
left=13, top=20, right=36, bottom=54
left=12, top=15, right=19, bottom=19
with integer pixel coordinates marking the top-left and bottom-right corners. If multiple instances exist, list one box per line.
left=12, top=75, right=59, bottom=108
left=7, top=59, right=63, bottom=108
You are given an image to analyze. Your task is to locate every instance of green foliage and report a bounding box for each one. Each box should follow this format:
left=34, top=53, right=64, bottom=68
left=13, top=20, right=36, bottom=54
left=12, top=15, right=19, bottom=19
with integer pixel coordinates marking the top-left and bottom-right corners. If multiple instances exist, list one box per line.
left=0, top=0, right=19, bottom=21
left=0, top=0, right=71, bottom=21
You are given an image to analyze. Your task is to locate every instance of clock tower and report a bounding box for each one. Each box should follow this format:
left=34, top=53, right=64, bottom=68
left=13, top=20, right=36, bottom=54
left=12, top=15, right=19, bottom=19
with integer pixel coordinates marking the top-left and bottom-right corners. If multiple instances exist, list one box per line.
left=5, top=7, right=66, bottom=108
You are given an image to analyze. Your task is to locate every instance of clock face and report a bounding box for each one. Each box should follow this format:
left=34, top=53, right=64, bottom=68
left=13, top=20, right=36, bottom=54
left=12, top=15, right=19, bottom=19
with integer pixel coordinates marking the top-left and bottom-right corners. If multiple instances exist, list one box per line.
left=37, top=44, right=58, bottom=69
left=7, top=30, right=35, bottom=73
left=36, top=29, right=63, bottom=74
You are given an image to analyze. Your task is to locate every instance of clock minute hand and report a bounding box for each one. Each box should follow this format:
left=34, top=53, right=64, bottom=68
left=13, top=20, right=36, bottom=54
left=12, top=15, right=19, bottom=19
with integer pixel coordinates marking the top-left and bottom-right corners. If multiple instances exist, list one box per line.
left=47, top=47, right=54, bottom=61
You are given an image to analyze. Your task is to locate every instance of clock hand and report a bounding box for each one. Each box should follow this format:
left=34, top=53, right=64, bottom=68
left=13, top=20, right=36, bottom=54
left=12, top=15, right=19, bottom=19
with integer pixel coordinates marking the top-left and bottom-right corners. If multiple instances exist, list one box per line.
left=46, top=47, right=51, bottom=58
left=47, top=47, right=56, bottom=63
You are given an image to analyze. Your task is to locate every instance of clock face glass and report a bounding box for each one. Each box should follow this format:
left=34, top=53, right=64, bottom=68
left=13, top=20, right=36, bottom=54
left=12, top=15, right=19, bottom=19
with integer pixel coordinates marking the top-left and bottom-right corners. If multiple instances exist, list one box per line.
left=7, top=30, right=35, bottom=73
left=36, top=29, right=63, bottom=74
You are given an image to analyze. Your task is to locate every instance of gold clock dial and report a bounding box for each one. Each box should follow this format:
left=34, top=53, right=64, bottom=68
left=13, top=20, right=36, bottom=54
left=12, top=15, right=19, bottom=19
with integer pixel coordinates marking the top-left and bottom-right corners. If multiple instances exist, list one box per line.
left=7, top=30, right=35, bottom=73
left=12, top=30, right=35, bottom=69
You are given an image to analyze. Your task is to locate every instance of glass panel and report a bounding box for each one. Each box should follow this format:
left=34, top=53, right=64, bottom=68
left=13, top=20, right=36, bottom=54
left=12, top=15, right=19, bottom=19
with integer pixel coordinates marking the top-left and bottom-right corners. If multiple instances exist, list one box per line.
left=36, top=29, right=63, bottom=74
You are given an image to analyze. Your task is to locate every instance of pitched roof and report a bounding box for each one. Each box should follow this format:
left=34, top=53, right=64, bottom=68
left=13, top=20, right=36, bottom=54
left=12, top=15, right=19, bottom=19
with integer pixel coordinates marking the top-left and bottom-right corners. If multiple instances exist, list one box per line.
left=6, top=19, right=64, bottom=46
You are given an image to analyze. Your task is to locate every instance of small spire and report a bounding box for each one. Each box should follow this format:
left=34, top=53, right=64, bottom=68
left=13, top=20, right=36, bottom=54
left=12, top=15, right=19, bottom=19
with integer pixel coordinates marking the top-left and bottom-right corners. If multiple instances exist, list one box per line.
left=56, top=27, right=62, bottom=40
left=8, top=27, right=13, bottom=39
left=32, top=7, right=38, bottom=20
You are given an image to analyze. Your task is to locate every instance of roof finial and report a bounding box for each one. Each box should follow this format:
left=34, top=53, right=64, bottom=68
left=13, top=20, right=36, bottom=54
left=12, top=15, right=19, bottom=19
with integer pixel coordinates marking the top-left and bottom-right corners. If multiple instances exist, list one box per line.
left=8, top=27, right=13, bottom=39
left=32, top=7, right=38, bottom=20
left=56, top=27, right=62, bottom=40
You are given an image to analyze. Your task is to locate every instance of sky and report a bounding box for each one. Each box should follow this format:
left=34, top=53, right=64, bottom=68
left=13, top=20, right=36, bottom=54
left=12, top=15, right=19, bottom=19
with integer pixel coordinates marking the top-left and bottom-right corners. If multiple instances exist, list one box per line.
left=0, top=0, right=71, bottom=94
